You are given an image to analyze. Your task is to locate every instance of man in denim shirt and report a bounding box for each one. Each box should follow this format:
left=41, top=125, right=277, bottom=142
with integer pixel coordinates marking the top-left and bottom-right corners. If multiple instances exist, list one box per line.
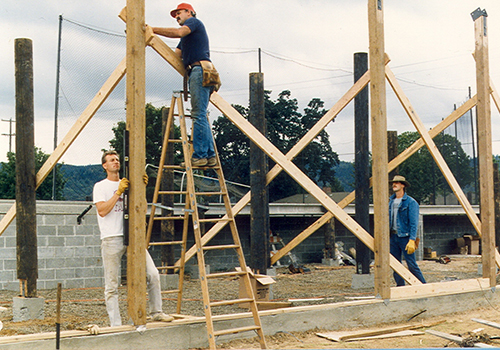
left=152, top=3, right=216, bottom=167
left=389, top=175, right=426, bottom=286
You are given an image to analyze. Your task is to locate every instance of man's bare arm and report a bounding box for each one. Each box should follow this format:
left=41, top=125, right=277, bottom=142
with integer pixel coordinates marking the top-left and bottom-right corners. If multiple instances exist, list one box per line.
left=152, top=26, right=191, bottom=38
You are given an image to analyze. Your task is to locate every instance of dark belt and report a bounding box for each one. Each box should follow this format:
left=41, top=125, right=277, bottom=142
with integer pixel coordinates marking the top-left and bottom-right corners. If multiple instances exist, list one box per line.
left=390, top=229, right=397, bottom=235
left=183, top=62, right=201, bottom=101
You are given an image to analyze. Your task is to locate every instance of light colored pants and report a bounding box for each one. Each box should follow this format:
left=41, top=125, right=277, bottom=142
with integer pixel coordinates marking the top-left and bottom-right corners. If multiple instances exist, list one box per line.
left=101, top=236, right=163, bottom=326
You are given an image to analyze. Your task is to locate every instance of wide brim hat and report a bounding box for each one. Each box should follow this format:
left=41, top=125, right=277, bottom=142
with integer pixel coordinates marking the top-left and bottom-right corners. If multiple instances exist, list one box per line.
left=389, top=175, right=410, bottom=187
left=170, top=3, right=195, bottom=18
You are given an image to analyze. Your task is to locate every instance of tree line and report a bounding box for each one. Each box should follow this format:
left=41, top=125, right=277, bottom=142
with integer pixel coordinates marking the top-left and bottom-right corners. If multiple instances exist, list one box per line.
left=0, top=90, right=477, bottom=204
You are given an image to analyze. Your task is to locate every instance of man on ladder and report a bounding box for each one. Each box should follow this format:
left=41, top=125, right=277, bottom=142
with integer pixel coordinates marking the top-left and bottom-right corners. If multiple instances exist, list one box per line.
left=152, top=2, right=218, bottom=167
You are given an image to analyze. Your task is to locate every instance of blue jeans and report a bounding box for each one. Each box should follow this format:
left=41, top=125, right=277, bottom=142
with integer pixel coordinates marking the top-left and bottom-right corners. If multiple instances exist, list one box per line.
left=189, top=66, right=215, bottom=160
left=390, top=234, right=426, bottom=286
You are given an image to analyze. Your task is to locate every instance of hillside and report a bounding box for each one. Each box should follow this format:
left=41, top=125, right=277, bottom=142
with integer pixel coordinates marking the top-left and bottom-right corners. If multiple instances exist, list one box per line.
left=60, top=164, right=104, bottom=201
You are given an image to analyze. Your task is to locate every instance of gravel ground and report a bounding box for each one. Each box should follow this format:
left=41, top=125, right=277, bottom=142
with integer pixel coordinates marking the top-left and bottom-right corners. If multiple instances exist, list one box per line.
left=0, top=255, right=492, bottom=343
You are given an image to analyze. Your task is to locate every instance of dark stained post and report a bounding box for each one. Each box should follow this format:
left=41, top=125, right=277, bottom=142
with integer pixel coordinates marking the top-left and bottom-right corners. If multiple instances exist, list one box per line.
left=354, top=52, right=370, bottom=275
left=15, top=38, right=37, bottom=297
left=161, top=107, right=175, bottom=272
left=249, top=72, right=269, bottom=274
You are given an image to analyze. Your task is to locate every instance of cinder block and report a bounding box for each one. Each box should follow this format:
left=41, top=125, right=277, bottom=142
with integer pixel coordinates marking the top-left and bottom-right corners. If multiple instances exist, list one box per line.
left=13, top=297, right=45, bottom=322
left=351, top=273, right=374, bottom=289
left=160, top=274, right=179, bottom=291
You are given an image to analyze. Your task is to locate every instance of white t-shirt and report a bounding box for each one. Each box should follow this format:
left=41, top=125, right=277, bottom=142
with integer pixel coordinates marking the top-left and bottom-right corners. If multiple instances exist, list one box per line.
left=93, top=178, right=124, bottom=239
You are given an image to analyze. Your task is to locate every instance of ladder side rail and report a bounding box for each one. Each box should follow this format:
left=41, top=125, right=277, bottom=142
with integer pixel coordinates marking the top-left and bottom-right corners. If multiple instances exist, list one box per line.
left=177, top=97, right=217, bottom=349
left=146, top=96, right=177, bottom=245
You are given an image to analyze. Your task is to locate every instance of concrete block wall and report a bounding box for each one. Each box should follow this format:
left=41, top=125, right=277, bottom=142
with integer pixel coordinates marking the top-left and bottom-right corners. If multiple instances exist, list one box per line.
left=423, top=215, right=477, bottom=255
left=0, top=200, right=103, bottom=291
left=0, top=200, right=480, bottom=292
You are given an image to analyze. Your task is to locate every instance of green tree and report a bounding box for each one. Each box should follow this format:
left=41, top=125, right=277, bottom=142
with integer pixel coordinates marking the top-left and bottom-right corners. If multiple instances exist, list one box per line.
left=107, top=103, right=181, bottom=201
left=0, top=148, right=66, bottom=200
left=213, top=90, right=342, bottom=202
left=397, top=131, right=474, bottom=204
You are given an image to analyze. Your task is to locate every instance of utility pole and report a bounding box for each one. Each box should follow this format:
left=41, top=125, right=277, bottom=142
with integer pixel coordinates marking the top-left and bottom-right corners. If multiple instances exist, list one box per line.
left=1, top=118, right=16, bottom=153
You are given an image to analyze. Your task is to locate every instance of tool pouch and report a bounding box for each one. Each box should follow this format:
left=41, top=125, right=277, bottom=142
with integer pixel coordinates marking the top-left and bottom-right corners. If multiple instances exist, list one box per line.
left=200, top=61, right=221, bottom=92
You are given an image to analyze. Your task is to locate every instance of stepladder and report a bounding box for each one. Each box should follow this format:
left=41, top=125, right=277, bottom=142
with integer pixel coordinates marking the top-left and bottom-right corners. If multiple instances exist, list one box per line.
left=146, top=92, right=267, bottom=349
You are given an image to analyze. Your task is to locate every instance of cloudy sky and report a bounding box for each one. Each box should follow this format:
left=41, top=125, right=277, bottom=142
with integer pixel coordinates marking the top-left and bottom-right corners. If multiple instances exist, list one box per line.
left=2, top=0, right=500, bottom=165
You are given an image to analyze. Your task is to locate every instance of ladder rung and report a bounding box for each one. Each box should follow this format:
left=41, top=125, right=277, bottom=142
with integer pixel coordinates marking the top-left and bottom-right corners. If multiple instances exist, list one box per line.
left=163, top=165, right=185, bottom=170
left=206, top=271, right=247, bottom=279
left=149, top=241, right=184, bottom=246
left=203, top=244, right=239, bottom=251
left=152, top=203, right=193, bottom=214
left=195, top=191, right=225, bottom=196
left=158, top=190, right=187, bottom=195
left=199, top=218, right=230, bottom=223
left=161, top=289, right=180, bottom=294
left=157, top=265, right=181, bottom=269
left=153, top=216, right=186, bottom=221
left=213, top=325, right=261, bottom=337
left=210, top=298, right=253, bottom=307
left=167, top=139, right=182, bottom=143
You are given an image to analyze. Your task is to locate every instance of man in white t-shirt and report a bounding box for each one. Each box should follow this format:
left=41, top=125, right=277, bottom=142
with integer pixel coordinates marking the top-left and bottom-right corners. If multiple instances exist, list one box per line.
left=93, top=150, right=173, bottom=326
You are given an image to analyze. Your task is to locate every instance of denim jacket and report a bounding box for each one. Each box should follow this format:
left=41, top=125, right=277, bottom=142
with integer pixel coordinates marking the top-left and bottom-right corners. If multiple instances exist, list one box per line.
left=389, top=192, right=419, bottom=240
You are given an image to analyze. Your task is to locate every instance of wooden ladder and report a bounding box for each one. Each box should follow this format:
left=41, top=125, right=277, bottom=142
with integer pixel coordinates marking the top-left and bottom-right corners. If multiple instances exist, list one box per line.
left=146, top=93, right=267, bottom=349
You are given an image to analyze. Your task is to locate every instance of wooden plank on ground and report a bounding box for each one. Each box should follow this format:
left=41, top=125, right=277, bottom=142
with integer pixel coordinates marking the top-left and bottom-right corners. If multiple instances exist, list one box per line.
left=472, top=318, right=500, bottom=329
left=390, top=278, right=491, bottom=299
left=426, top=329, right=495, bottom=348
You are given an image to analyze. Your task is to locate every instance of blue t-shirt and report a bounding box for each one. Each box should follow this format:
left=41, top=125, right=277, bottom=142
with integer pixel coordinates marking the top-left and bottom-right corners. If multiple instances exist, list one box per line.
left=176, top=17, right=210, bottom=67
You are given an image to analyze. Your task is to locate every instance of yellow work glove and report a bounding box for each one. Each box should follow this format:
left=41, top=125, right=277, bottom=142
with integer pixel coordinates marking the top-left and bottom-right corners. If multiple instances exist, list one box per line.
left=143, top=173, right=149, bottom=185
left=405, top=239, right=416, bottom=255
left=116, top=178, right=129, bottom=196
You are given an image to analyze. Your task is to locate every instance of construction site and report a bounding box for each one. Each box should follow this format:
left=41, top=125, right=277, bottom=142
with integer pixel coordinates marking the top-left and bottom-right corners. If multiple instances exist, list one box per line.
left=2, top=0, right=500, bottom=349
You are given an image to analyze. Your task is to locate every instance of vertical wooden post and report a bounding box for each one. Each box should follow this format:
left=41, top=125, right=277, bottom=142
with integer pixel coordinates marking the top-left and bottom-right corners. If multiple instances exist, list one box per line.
left=472, top=8, right=496, bottom=286
left=15, top=38, right=37, bottom=298
left=126, top=0, right=147, bottom=325
left=368, top=0, right=390, bottom=298
left=354, top=52, right=371, bottom=275
left=161, top=107, right=175, bottom=272
left=494, top=163, right=500, bottom=251
left=249, top=72, right=269, bottom=273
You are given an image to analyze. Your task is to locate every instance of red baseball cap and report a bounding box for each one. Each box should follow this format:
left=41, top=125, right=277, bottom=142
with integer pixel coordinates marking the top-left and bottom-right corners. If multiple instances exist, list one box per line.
left=170, top=3, right=195, bottom=18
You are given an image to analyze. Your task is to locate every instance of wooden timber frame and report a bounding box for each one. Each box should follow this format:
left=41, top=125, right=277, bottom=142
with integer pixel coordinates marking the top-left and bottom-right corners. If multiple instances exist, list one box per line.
left=0, top=2, right=499, bottom=318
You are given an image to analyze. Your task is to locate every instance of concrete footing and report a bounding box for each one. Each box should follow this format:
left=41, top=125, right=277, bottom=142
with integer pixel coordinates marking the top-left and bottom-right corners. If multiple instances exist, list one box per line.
left=160, top=274, right=179, bottom=291
left=2, top=286, right=499, bottom=350
left=322, top=258, right=340, bottom=267
left=12, top=297, right=44, bottom=322
left=351, top=273, right=374, bottom=289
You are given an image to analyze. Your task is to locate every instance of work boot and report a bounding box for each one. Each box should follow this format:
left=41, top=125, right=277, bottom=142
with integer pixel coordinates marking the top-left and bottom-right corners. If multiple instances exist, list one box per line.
left=151, top=312, right=174, bottom=322
left=180, top=158, right=207, bottom=167
left=206, top=157, right=217, bottom=167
